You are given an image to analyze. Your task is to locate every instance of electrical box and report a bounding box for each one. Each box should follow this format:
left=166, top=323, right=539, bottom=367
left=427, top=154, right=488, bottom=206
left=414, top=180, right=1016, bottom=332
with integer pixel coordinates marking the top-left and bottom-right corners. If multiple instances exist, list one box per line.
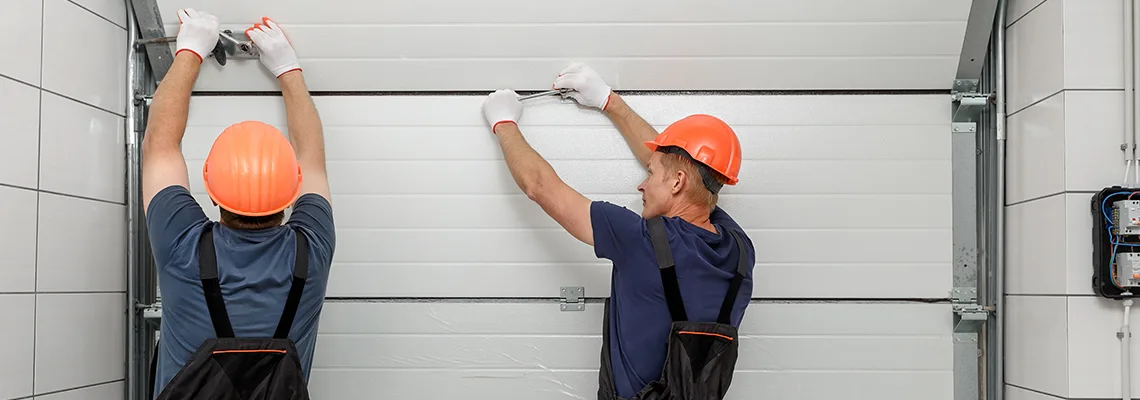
left=1117, top=253, right=1140, bottom=288
left=1115, top=200, right=1140, bottom=235
left=1091, top=187, right=1140, bottom=299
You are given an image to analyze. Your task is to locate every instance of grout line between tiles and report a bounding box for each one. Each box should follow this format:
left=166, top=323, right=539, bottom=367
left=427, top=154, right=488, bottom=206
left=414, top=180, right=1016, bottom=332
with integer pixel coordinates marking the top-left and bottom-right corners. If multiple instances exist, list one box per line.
left=0, top=183, right=125, bottom=206
left=12, top=379, right=125, bottom=399
left=1004, top=191, right=1064, bottom=207
left=1007, top=89, right=1062, bottom=118
left=0, top=73, right=41, bottom=91
left=1005, top=383, right=1067, bottom=399
left=33, top=0, right=44, bottom=391
left=41, top=87, right=126, bottom=118
left=65, top=0, right=126, bottom=30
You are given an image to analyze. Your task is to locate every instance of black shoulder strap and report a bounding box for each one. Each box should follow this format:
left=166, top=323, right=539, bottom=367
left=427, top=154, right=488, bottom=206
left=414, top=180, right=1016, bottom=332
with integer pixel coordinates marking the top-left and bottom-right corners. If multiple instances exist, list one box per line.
left=716, top=229, right=749, bottom=325
left=198, top=224, right=235, bottom=338
left=274, top=228, right=310, bottom=339
left=647, top=217, right=688, bottom=322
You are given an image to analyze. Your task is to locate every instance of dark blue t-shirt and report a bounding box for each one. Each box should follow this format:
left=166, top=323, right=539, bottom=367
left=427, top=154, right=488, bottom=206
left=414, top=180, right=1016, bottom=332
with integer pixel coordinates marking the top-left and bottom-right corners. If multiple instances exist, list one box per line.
left=590, top=201, right=755, bottom=398
left=146, top=185, right=335, bottom=399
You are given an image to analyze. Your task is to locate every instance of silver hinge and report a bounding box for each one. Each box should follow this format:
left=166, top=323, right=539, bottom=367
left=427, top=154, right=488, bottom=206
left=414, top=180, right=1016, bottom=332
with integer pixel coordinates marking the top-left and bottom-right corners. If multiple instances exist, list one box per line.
left=950, top=79, right=991, bottom=123
left=951, top=287, right=989, bottom=333
left=560, top=286, right=585, bottom=311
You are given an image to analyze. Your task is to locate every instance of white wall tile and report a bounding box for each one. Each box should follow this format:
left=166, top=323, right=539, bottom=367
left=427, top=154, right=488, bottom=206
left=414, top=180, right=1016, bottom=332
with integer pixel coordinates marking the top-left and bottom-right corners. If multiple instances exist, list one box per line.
left=1006, top=0, right=1063, bottom=114
left=36, top=193, right=125, bottom=292
left=34, top=293, right=124, bottom=395
left=1067, top=296, right=1140, bottom=398
left=38, top=92, right=125, bottom=203
left=1006, top=91, right=1064, bottom=204
left=0, top=186, right=37, bottom=294
left=0, top=294, right=35, bottom=400
left=0, top=78, right=40, bottom=188
left=1064, top=90, right=1126, bottom=191
left=1061, top=0, right=1124, bottom=90
left=68, top=0, right=125, bottom=28
left=35, top=381, right=123, bottom=400
left=1065, top=193, right=1097, bottom=295
left=40, top=0, right=125, bottom=114
left=1007, top=0, right=1049, bottom=27
left=1004, top=295, right=1069, bottom=397
left=0, top=0, right=43, bottom=86
left=1005, top=195, right=1067, bottom=295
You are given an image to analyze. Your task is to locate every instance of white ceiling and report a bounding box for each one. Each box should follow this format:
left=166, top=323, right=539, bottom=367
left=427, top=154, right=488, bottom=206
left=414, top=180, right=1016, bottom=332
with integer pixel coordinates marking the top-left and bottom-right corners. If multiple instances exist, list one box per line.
left=153, top=0, right=975, bottom=91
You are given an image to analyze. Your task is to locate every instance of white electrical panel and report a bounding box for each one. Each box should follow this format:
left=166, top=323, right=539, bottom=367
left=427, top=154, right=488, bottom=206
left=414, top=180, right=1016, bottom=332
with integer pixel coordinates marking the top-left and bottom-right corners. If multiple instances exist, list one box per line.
left=1117, top=253, right=1140, bottom=288
left=1114, top=200, right=1140, bottom=235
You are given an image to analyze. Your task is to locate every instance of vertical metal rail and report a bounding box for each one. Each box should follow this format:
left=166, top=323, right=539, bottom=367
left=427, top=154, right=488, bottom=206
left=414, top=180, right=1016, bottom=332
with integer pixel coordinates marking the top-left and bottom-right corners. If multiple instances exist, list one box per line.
left=993, top=1, right=1007, bottom=399
left=125, top=0, right=140, bottom=398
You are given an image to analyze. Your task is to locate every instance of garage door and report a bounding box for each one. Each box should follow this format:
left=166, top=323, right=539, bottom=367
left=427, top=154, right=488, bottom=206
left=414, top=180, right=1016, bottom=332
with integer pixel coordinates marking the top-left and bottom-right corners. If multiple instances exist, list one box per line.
left=142, top=0, right=975, bottom=398
left=175, top=94, right=953, bottom=399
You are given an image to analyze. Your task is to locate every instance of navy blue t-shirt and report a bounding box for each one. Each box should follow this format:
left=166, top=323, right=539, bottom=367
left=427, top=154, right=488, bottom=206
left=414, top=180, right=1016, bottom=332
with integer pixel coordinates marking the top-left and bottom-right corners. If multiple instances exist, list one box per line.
left=590, top=201, right=755, bottom=398
left=146, top=185, right=335, bottom=399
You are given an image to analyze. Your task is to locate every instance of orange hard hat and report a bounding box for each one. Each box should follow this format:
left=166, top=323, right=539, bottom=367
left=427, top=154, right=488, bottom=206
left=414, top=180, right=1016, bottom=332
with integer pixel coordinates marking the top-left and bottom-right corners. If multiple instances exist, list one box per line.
left=644, top=114, right=742, bottom=185
left=202, top=120, right=302, bottom=217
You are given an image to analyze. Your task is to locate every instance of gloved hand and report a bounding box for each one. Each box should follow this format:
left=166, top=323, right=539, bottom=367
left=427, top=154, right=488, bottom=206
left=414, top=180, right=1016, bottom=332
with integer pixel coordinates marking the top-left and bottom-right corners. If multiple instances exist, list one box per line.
left=245, top=17, right=301, bottom=78
left=553, top=63, right=613, bottom=110
left=175, top=8, right=220, bottom=63
left=482, top=89, right=523, bottom=132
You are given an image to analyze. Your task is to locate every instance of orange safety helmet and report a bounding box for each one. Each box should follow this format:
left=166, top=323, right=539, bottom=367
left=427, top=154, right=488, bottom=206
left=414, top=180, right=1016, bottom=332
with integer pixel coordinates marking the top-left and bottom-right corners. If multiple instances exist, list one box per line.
left=202, top=120, right=303, bottom=217
left=644, top=114, right=742, bottom=185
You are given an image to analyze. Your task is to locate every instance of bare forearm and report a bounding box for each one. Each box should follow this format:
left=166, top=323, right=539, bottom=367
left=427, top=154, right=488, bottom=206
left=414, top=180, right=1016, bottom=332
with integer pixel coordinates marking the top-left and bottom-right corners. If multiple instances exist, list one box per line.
left=278, top=71, right=326, bottom=169
left=143, top=52, right=200, bottom=149
left=603, top=94, right=658, bottom=167
left=494, top=123, right=557, bottom=197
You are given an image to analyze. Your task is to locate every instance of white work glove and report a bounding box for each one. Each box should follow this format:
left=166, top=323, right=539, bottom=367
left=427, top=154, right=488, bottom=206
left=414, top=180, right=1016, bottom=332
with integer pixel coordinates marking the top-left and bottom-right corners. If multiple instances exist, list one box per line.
left=245, top=18, right=301, bottom=78
left=175, top=9, right=220, bottom=63
left=553, top=63, right=613, bottom=110
left=482, top=89, right=523, bottom=132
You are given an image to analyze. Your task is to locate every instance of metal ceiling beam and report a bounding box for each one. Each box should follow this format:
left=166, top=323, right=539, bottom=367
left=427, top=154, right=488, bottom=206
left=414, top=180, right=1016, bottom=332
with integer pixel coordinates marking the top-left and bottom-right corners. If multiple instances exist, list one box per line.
left=957, top=0, right=1001, bottom=81
left=131, top=0, right=172, bottom=83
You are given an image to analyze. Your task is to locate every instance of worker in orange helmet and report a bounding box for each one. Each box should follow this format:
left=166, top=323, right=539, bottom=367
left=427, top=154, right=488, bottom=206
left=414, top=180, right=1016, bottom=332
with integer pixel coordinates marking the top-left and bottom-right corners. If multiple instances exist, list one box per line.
left=482, top=62, right=755, bottom=400
left=141, top=9, right=334, bottom=399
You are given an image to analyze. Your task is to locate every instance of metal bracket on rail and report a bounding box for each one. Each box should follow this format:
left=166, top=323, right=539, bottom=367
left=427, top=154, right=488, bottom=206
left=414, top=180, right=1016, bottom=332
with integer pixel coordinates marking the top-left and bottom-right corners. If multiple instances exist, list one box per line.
left=951, top=79, right=993, bottom=123
left=951, top=287, right=990, bottom=333
left=136, top=29, right=260, bottom=67
left=560, top=286, right=585, bottom=311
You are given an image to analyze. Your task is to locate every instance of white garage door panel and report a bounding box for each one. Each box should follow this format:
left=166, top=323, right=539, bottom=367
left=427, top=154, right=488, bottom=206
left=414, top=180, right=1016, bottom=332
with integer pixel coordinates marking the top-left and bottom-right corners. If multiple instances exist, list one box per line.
left=155, top=0, right=969, bottom=24
left=178, top=94, right=951, bottom=299
left=155, top=0, right=970, bottom=91
left=180, top=95, right=948, bottom=127
left=307, top=302, right=951, bottom=399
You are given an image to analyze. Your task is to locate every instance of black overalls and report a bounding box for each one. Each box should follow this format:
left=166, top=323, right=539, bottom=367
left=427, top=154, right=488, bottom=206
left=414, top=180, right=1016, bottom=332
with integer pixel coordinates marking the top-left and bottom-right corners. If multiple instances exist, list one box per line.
left=151, top=224, right=312, bottom=400
left=598, top=216, right=748, bottom=400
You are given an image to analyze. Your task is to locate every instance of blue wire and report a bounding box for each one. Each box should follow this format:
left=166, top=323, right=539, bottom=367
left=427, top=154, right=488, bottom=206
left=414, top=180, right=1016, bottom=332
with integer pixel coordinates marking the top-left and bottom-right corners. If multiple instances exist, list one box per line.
left=1102, top=191, right=1138, bottom=288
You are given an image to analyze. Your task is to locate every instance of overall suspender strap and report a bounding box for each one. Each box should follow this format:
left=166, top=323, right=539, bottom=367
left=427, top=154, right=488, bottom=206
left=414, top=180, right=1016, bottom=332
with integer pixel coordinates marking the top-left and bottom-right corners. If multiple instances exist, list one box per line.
left=716, top=229, right=749, bottom=325
left=274, top=228, right=310, bottom=339
left=198, top=224, right=235, bottom=338
left=647, top=217, right=688, bottom=322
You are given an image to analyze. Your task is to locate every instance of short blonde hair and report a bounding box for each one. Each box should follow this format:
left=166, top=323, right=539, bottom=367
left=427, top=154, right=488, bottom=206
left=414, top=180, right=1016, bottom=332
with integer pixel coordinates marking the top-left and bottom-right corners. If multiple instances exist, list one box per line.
left=657, top=148, right=729, bottom=209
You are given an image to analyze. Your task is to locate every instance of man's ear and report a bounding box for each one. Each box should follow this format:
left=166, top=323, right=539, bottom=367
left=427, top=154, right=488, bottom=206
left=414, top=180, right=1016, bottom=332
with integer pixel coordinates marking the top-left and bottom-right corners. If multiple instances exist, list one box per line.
left=670, top=170, right=685, bottom=195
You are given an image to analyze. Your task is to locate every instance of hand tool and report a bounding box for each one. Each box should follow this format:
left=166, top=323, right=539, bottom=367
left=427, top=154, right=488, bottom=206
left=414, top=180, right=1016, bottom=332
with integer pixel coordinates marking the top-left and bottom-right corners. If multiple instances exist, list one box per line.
left=519, top=88, right=575, bottom=101
left=136, top=29, right=259, bottom=66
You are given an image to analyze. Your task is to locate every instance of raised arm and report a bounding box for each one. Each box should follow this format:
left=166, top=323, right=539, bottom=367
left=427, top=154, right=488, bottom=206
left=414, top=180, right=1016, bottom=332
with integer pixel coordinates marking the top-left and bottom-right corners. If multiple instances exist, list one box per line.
left=483, top=90, right=594, bottom=246
left=553, top=63, right=659, bottom=167
left=246, top=18, right=331, bottom=203
left=141, top=9, right=219, bottom=214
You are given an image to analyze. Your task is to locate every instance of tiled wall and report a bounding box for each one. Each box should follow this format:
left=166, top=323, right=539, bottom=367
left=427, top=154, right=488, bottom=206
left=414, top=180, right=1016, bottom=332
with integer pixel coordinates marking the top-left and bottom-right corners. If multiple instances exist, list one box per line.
left=1003, top=0, right=1139, bottom=399
left=0, top=0, right=126, bottom=399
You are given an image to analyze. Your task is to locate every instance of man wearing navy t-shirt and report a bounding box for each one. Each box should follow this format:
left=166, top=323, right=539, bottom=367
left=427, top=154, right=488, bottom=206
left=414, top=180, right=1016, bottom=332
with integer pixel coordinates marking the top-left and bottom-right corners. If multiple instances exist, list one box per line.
left=481, top=62, right=755, bottom=400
